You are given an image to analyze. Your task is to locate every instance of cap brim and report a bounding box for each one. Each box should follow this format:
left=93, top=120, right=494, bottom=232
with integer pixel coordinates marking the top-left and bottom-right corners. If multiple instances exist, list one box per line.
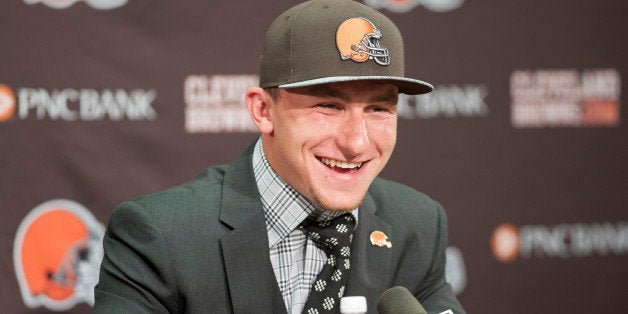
left=278, top=76, right=433, bottom=95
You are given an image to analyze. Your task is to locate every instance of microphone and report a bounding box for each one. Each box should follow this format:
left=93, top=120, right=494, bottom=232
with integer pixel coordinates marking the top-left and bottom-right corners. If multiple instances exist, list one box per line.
left=377, top=286, right=427, bottom=314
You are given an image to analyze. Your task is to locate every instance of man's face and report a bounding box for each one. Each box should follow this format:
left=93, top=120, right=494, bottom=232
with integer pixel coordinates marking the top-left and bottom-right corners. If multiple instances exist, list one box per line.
left=262, top=81, right=398, bottom=211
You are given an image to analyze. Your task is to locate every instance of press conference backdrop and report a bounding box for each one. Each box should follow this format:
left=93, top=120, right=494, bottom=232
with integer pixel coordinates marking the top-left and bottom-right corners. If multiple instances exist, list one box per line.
left=1, top=0, right=626, bottom=313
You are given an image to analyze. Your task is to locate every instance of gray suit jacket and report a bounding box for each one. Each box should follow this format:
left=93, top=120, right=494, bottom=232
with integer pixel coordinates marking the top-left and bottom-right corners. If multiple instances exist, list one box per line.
left=94, top=144, right=465, bottom=313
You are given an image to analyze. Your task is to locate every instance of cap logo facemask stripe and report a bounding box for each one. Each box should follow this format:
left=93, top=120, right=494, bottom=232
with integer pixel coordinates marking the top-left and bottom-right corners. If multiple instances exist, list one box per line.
left=336, top=17, right=390, bottom=66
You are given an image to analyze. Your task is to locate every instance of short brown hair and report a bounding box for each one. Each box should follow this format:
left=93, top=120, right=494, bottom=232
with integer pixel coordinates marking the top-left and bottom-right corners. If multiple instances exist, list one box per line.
left=263, top=87, right=280, bottom=102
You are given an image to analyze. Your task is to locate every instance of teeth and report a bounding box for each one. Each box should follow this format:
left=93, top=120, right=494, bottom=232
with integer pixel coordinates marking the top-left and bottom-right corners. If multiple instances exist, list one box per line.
left=321, top=158, right=363, bottom=169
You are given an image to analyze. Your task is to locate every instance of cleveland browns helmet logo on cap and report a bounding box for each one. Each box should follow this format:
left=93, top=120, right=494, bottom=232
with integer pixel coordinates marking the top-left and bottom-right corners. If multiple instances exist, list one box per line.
left=13, top=199, right=105, bottom=311
left=336, top=17, right=390, bottom=66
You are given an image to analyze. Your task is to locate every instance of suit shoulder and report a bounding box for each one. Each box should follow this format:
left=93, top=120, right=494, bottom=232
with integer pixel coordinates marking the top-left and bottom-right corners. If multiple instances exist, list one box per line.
left=368, top=177, right=445, bottom=223
left=369, top=178, right=440, bottom=208
left=109, top=164, right=233, bottom=226
left=133, top=165, right=228, bottom=206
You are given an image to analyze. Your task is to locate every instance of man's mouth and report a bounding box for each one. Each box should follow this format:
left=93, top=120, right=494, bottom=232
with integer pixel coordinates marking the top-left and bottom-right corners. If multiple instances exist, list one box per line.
left=319, top=157, right=363, bottom=172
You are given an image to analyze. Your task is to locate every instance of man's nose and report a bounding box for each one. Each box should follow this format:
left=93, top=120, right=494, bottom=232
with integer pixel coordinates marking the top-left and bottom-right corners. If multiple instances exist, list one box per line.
left=339, top=111, right=369, bottom=157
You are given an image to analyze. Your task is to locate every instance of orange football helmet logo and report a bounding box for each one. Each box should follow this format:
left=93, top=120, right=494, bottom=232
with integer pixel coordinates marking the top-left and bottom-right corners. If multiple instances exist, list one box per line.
left=13, top=199, right=104, bottom=311
left=336, top=17, right=390, bottom=65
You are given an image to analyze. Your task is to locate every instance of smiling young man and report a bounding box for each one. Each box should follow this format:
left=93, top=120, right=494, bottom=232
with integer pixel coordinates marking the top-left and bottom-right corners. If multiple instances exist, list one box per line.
left=246, top=81, right=399, bottom=212
left=94, top=0, right=465, bottom=313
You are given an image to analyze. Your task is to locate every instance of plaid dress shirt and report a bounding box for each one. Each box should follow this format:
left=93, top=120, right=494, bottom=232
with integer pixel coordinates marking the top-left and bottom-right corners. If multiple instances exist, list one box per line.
left=252, top=139, right=357, bottom=314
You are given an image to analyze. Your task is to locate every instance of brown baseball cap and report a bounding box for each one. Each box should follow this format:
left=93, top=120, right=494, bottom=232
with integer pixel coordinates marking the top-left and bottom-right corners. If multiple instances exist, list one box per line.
left=259, top=0, right=433, bottom=95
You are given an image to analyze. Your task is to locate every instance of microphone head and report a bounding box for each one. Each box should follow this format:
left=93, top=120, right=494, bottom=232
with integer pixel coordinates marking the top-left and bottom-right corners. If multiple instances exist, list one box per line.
left=377, top=286, right=427, bottom=314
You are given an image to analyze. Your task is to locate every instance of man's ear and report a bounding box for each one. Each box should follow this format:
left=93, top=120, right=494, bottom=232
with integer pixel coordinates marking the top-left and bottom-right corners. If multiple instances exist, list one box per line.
left=245, top=87, right=274, bottom=134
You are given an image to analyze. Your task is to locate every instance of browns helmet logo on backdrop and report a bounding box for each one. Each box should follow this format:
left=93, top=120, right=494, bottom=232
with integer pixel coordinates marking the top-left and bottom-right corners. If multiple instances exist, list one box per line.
left=13, top=199, right=105, bottom=311
left=336, top=17, right=390, bottom=66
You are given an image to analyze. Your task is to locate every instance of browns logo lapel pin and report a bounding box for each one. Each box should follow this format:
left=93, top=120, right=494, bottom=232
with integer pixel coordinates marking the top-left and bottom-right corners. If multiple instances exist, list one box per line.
left=370, top=230, right=392, bottom=248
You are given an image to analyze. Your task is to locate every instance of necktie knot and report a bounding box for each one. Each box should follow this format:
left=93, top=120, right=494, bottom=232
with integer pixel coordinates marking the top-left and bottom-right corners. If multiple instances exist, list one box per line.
left=302, top=214, right=355, bottom=257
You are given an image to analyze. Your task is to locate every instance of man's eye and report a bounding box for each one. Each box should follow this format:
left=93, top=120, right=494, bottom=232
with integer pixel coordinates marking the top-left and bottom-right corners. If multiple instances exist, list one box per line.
left=369, top=106, right=392, bottom=113
left=317, top=103, right=340, bottom=110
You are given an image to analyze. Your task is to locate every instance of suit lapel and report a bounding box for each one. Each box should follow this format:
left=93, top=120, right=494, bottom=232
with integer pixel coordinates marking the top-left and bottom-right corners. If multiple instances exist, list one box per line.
left=216, top=143, right=394, bottom=312
left=346, top=192, right=393, bottom=309
left=219, top=145, right=286, bottom=314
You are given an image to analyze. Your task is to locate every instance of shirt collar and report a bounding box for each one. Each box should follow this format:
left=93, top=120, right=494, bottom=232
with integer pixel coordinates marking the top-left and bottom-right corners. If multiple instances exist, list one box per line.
left=252, top=138, right=357, bottom=247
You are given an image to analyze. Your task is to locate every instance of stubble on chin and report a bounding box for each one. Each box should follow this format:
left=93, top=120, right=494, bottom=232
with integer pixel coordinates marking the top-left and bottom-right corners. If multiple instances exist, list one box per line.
left=310, top=189, right=368, bottom=212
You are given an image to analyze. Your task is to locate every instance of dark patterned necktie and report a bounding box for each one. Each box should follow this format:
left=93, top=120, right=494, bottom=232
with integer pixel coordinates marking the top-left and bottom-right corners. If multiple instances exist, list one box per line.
left=301, top=213, right=356, bottom=314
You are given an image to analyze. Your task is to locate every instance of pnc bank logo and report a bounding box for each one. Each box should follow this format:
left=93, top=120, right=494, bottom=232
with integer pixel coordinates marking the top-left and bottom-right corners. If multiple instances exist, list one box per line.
left=0, top=84, right=16, bottom=122
left=13, top=199, right=105, bottom=311
left=491, top=222, right=628, bottom=263
left=490, top=224, right=520, bottom=263
left=0, top=83, right=157, bottom=123
left=397, top=84, right=489, bottom=119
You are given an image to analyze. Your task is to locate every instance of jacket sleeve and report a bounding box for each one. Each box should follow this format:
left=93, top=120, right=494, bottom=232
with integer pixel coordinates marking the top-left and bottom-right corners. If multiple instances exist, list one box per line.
left=93, top=201, right=179, bottom=314
left=417, top=202, right=466, bottom=314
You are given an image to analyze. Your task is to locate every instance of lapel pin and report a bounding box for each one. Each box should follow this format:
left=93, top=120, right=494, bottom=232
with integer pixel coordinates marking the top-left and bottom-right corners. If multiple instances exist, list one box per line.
left=370, top=231, right=392, bottom=248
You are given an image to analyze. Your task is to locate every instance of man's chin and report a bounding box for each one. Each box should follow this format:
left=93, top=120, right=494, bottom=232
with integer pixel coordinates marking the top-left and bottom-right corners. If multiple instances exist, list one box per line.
left=321, top=206, right=358, bottom=212
left=313, top=193, right=366, bottom=212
